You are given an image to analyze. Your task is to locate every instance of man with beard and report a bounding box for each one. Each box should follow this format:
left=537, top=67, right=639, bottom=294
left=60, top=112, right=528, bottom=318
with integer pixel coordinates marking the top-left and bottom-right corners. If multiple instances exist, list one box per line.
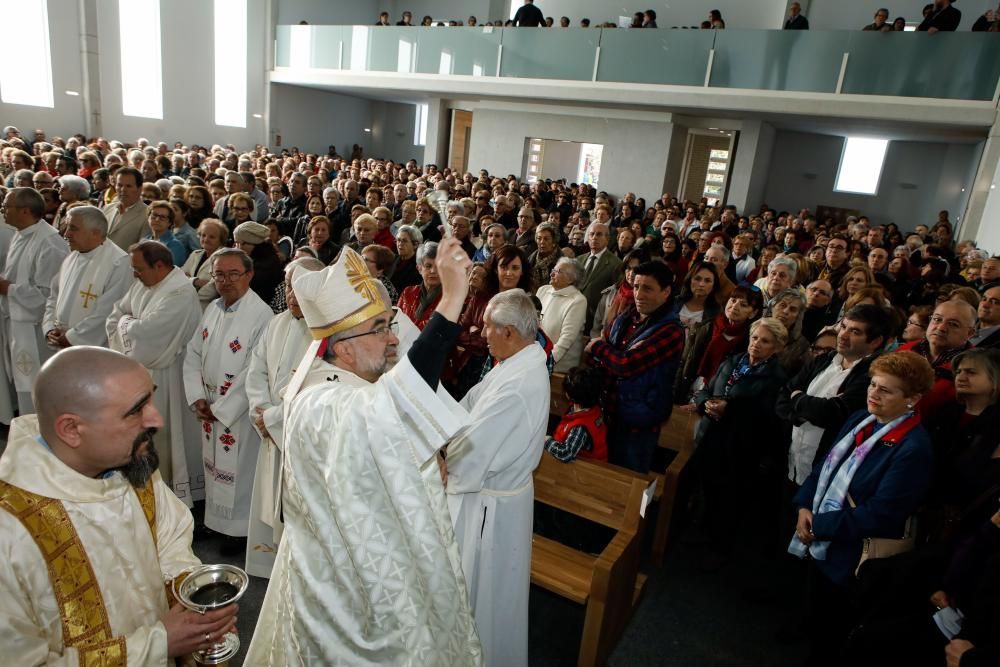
left=246, top=241, right=483, bottom=665
left=0, top=347, right=237, bottom=663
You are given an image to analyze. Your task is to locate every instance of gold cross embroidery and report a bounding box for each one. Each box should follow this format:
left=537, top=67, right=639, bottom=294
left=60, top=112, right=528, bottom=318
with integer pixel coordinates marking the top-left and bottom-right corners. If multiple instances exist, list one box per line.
left=343, top=249, right=382, bottom=306
left=79, top=284, right=98, bottom=309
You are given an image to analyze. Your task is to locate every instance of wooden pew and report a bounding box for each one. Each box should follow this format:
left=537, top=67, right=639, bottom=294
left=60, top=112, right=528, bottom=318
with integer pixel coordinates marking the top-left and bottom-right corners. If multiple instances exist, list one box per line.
left=532, top=452, right=652, bottom=667
left=650, top=410, right=696, bottom=565
left=549, top=372, right=696, bottom=566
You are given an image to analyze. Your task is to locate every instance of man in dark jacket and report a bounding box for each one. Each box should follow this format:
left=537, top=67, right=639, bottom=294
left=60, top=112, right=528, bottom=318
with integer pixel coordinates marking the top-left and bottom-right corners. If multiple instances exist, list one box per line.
left=586, top=261, right=683, bottom=473
left=917, top=0, right=962, bottom=31
left=776, top=304, right=892, bottom=487
left=512, top=0, right=544, bottom=27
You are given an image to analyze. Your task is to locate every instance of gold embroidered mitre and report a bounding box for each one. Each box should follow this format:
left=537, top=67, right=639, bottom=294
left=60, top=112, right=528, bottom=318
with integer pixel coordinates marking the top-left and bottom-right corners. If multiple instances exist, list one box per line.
left=294, top=246, right=389, bottom=340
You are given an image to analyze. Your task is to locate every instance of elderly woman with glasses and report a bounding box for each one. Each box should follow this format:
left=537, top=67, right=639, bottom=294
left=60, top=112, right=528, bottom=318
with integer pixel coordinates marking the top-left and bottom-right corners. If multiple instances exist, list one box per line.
left=143, top=200, right=188, bottom=266
left=397, top=241, right=441, bottom=330
left=535, top=257, right=588, bottom=373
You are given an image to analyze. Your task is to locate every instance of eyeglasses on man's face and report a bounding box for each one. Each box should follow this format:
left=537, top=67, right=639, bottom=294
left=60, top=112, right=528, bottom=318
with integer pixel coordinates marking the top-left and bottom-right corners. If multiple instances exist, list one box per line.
left=211, top=270, right=248, bottom=283
left=338, top=318, right=399, bottom=343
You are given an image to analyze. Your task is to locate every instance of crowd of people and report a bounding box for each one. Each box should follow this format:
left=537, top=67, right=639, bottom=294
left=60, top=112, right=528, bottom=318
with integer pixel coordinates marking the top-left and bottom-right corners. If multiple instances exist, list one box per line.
left=365, top=0, right=998, bottom=32
left=0, top=120, right=997, bottom=666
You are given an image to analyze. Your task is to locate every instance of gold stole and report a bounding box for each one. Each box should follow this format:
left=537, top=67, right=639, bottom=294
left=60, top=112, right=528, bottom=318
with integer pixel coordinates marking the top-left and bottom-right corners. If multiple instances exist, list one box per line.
left=0, top=479, right=157, bottom=667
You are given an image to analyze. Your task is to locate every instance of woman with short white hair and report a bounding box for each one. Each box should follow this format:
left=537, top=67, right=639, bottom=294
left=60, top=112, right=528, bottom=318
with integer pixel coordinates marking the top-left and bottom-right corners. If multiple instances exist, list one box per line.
left=536, top=257, right=588, bottom=372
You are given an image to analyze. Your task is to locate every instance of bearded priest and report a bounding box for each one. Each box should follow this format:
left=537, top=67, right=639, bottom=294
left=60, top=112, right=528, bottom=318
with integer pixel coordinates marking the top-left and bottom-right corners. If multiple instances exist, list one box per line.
left=0, top=347, right=237, bottom=663
left=245, top=240, right=483, bottom=666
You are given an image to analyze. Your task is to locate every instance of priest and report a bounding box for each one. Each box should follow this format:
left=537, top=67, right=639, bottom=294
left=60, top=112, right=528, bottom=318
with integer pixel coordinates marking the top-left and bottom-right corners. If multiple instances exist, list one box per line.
left=107, top=240, right=202, bottom=506
left=43, top=205, right=132, bottom=348
left=0, top=187, right=68, bottom=417
left=245, top=241, right=483, bottom=666
left=183, top=248, right=273, bottom=541
left=244, top=256, right=322, bottom=578
left=0, top=218, right=15, bottom=426
left=445, top=288, right=550, bottom=667
left=0, top=346, right=237, bottom=664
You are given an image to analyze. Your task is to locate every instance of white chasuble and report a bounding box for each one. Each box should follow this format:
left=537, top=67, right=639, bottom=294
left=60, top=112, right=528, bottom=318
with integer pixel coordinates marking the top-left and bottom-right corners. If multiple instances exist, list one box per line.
left=0, top=415, right=201, bottom=665
left=0, top=221, right=15, bottom=425
left=183, top=290, right=272, bottom=536
left=244, top=354, right=484, bottom=667
left=244, top=310, right=311, bottom=578
left=107, top=268, right=202, bottom=505
left=43, top=241, right=132, bottom=346
left=446, top=343, right=550, bottom=667
left=1, top=220, right=68, bottom=415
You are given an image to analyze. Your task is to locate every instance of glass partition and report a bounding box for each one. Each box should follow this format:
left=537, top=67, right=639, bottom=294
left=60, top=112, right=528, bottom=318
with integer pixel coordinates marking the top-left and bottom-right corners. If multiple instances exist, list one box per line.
left=274, top=26, right=1000, bottom=102
left=597, top=29, right=714, bottom=87
left=499, top=28, right=598, bottom=81
left=415, top=27, right=502, bottom=76
left=709, top=30, right=850, bottom=93
left=843, top=32, right=1000, bottom=101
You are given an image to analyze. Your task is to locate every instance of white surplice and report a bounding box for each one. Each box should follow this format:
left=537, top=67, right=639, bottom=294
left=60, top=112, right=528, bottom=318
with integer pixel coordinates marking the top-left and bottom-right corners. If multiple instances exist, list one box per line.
left=0, top=221, right=15, bottom=426
left=107, top=268, right=203, bottom=505
left=183, top=290, right=273, bottom=536
left=0, top=415, right=200, bottom=665
left=446, top=342, right=550, bottom=667
left=244, top=352, right=484, bottom=666
left=43, top=241, right=133, bottom=346
left=244, top=309, right=311, bottom=578
left=0, top=221, right=68, bottom=416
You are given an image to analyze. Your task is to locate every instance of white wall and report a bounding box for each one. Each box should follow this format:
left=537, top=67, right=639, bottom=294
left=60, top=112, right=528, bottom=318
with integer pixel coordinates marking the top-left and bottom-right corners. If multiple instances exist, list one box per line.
left=466, top=107, right=676, bottom=201
left=763, top=130, right=981, bottom=228
left=276, top=0, right=380, bottom=25
left=807, top=0, right=996, bottom=30
left=95, top=0, right=268, bottom=148
left=369, top=100, right=425, bottom=163
left=0, top=0, right=88, bottom=138
left=538, top=139, right=583, bottom=182
left=728, top=121, right=776, bottom=213
left=269, top=83, right=370, bottom=155
left=520, top=0, right=788, bottom=29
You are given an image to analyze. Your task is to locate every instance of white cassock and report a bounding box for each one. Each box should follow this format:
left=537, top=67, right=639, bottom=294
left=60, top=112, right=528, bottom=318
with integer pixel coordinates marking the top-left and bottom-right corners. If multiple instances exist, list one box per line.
left=244, top=309, right=311, bottom=578
left=0, top=221, right=15, bottom=426
left=107, top=268, right=203, bottom=506
left=244, top=351, right=484, bottom=666
left=446, top=343, right=550, bottom=667
left=0, top=415, right=201, bottom=665
left=0, top=220, right=68, bottom=417
left=183, top=290, right=273, bottom=536
left=43, top=241, right=133, bottom=346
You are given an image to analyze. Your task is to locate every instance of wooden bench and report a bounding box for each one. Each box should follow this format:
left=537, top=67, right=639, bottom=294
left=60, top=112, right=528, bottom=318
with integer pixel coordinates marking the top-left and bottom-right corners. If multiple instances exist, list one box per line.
left=532, top=452, right=652, bottom=667
left=548, top=372, right=696, bottom=566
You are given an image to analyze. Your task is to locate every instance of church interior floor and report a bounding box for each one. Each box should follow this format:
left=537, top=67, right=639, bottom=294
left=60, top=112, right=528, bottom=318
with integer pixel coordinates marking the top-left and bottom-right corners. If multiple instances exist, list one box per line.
left=193, top=516, right=809, bottom=667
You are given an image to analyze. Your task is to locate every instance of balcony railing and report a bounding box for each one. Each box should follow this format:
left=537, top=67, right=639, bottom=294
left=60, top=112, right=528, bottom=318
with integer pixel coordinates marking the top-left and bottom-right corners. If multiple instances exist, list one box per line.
left=275, top=25, right=1000, bottom=102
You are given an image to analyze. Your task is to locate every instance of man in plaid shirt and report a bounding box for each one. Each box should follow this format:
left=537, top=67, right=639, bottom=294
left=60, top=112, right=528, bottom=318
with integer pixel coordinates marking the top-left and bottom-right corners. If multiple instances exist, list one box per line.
left=586, top=261, right=684, bottom=472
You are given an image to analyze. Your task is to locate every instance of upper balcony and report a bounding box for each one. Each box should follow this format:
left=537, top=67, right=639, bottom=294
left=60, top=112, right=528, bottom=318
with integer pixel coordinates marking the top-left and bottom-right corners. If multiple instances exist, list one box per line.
left=272, top=25, right=1000, bottom=128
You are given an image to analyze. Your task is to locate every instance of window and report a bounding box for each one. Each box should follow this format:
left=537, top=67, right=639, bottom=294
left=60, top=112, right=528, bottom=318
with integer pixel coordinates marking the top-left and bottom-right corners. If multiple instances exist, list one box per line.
left=414, top=103, right=428, bottom=146
left=0, top=0, right=54, bottom=107
left=835, top=137, right=889, bottom=195
left=119, top=0, right=162, bottom=119
left=214, top=0, right=246, bottom=127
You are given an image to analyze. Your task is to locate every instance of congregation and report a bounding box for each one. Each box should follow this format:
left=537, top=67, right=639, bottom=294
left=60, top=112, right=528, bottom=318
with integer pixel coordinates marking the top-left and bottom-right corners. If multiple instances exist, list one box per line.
left=0, top=118, right=998, bottom=667
left=363, top=0, right=999, bottom=32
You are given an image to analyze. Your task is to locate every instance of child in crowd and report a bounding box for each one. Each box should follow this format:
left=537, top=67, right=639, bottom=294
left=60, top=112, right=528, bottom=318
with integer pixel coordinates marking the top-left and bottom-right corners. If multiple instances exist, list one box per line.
left=545, top=366, right=608, bottom=462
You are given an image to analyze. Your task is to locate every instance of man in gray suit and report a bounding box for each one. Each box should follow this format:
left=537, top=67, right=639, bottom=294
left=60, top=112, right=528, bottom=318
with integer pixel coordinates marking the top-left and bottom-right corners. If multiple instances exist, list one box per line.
left=103, top=167, right=149, bottom=251
left=576, top=221, right=622, bottom=333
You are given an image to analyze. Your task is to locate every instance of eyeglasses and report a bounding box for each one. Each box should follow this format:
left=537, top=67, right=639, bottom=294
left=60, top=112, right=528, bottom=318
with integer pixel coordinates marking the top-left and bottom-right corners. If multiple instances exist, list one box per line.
left=232, top=205, right=251, bottom=212
left=907, top=319, right=927, bottom=329
left=148, top=212, right=171, bottom=221
left=337, top=318, right=399, bottom=342
left=211, top=271, right=248, bottom=282
left=827, top=244, right=848, bottom=252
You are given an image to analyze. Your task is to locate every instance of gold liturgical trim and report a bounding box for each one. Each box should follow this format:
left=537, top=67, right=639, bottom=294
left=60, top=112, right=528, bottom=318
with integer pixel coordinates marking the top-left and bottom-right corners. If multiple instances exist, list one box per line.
left=0, top=479, right=158, bottom=665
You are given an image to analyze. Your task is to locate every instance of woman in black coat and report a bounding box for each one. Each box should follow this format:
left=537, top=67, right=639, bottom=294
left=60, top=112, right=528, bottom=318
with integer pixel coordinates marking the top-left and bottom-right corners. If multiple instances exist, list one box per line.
left=690, top=317, right=790, bottom=563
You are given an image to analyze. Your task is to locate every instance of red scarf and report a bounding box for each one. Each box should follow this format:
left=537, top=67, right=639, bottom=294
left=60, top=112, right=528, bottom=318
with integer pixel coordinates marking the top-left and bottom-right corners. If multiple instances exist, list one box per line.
left=607, top=282, right=634, bottom=325
left=696, top=314, right=749, bottom=381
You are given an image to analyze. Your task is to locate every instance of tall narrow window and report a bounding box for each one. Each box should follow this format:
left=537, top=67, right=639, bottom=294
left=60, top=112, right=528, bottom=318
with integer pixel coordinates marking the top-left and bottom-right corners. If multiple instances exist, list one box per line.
left=835, top=137, right=889, bottom=195
left=214, top=0, right=247, bottom=127
left=414, top=103, right=428, bottom=146
left=0, top=0, right=54, bottom=107
left=119, top=0, right=162, bottom=119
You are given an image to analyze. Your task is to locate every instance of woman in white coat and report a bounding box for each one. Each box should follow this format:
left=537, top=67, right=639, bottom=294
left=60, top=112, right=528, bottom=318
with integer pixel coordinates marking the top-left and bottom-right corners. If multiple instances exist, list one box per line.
left=536, top=257, right=588, bottom=372
left=181, top=218, right=227, bottom=309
